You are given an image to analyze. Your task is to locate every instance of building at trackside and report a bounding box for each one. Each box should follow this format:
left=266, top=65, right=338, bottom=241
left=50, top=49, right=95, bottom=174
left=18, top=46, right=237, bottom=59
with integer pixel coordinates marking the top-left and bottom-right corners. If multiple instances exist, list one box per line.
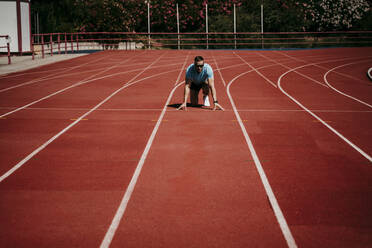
left=0, top=0, right=31, bottom=54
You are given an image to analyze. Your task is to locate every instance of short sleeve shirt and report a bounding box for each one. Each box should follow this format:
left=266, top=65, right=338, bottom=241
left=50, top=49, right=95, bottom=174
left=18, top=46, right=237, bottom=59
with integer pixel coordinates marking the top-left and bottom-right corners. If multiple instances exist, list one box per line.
left=185, top=63, right=213, bottom=85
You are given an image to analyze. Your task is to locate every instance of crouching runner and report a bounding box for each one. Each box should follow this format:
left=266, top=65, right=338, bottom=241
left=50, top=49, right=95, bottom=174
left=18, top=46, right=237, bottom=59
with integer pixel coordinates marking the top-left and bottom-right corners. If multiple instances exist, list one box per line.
left=177, top=56, right=224, bottom=111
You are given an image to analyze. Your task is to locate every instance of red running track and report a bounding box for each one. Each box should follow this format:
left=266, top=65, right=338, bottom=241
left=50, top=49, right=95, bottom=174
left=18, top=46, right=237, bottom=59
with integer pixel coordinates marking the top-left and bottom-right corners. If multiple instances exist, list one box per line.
left=0, top=48, right=371, bottom=248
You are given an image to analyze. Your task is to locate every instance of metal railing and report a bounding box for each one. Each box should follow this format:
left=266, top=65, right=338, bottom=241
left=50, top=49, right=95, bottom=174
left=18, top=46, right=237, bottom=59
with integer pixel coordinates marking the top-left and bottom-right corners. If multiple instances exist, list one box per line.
left=31, top=31, right=372, bottom=58
left=0, top=35, right=11, bottom=64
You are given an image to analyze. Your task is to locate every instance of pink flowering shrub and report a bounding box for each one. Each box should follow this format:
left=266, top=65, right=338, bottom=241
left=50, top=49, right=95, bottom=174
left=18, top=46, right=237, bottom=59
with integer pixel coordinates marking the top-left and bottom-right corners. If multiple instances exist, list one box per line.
left=300, top=0, right=370, bottom=30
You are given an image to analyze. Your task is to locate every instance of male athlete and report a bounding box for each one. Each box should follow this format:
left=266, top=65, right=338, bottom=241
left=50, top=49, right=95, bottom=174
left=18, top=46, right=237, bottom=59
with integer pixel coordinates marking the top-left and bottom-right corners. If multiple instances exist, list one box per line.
left=177, top=56, right=224, bottom=111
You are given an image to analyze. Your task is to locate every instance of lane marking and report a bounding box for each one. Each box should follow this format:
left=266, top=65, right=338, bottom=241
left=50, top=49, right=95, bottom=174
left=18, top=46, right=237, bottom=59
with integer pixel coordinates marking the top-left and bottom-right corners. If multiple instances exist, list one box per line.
left=0, top=56, right=179, bottom=93
left=0, top=54, right=111, bottom=93
left=231, top=119, right=249, bottom=122
left=324, top=60, right=372, bottom=108
left=255, top=52, right=329, bottom=88
left=212, top=53, right=226, bottom=87
left=0, top=54, right=144, bottom=118
left=70, top=118, right=88, bottom=121
left=215, top=62, right=246, bottom=71
left=313, top=120, right=332, bottom=123
left=100, top=82, right=184, bottom=248
left=0, top=55, right=184, bottom=119
left=233, top=52, right=278, bottom=88
left=99, top=55, right=190, bottom=248
left=0, top=53, right=167, bottom=183
left=0, top=67, right=108, bottom=93
left=223, top=56, right=298, bottom=248
left=174, top=52, right=190, bottom=86
left=276, top=51, right=372, bottom=84
left=0, top=52, right=177, bottom=94
left=215, top=56, right=319, bottom=73
left=277, top=62, right=372, bottom=163
left=0, top=67, right=70, bottom=79
left=1, top=106, right=371, bottom=113
left=151, top=119, right=168, bottom=122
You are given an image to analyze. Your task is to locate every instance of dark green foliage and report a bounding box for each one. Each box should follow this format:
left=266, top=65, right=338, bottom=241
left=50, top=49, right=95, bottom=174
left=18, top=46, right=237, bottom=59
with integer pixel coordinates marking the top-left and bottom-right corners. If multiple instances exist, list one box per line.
left=31, top=0, right=371, bottom=34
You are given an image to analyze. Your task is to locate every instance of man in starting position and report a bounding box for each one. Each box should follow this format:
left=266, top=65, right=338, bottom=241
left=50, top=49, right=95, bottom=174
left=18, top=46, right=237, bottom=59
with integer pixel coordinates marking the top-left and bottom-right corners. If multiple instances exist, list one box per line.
left=177, top=56, right=224, bottom=111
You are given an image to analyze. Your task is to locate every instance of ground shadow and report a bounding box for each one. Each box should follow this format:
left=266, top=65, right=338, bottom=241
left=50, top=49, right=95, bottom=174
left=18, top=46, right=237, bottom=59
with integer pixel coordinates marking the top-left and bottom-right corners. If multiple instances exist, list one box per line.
left=167, top=103, right=205, bottom=108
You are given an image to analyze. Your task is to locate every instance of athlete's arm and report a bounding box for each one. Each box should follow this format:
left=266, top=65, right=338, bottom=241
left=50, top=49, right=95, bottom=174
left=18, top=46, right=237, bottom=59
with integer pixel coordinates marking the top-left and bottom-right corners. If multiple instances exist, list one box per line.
left=207, top=77, right=224, bottom=111
left=177, top=79, right=191, bottom=110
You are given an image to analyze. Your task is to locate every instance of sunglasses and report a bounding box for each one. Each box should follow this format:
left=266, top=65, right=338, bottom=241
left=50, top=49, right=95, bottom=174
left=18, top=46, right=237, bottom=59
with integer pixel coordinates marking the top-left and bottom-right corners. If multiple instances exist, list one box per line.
left=195, top=64, right=204, bottom=68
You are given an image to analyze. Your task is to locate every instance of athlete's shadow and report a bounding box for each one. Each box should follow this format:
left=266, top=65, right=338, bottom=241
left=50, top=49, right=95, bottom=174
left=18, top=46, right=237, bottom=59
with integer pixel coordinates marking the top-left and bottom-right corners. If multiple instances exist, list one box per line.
left=168, top=103, right=204, bottom=108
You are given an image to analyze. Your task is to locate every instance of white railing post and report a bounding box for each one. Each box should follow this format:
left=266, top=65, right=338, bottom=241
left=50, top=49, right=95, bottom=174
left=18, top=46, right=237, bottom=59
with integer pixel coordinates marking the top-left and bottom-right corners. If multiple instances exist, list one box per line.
left=234, top=4, right=237, bottom=49
left=261, top=3, right=264, bottom=49
left=206, top=3, right=208, bottom=49
left=147, top=2, right=151, bottom=49
left=177, top=3, right=180, bottom=50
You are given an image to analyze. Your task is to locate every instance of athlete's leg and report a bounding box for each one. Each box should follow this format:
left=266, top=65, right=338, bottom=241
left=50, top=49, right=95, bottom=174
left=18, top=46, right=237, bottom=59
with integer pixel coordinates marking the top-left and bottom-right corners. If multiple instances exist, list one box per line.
left=202, top=82, right=210, bottom=96
left=190, top=88, right=200, bottom=106
left=202, top=81, right=210, bottom=106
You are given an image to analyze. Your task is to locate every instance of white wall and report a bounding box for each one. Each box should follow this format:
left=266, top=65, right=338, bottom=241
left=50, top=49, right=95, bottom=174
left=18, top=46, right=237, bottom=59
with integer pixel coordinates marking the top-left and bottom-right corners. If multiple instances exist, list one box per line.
left=0, top=1, right=31, bottom=53
left=21, top=1, right=31, bottom=52
left=0, top=2, right=18, bottom=52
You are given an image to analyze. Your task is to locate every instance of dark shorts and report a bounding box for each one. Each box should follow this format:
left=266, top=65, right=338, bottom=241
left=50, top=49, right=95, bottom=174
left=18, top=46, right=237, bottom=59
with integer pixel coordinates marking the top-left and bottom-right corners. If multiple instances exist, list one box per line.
left=190, top=82, right=207, bottom=92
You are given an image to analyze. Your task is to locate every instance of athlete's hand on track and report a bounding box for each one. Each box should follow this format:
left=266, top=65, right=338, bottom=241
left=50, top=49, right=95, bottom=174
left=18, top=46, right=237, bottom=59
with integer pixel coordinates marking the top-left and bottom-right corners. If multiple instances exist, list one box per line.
left=177, top=102, right=187, bottom=111
left=213, top=103, right=225, bottom=111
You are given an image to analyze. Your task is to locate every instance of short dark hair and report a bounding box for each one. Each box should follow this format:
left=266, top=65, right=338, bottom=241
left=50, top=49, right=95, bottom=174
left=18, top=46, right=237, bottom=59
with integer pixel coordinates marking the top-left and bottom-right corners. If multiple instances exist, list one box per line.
left=194, top=56, right=204, bottom=63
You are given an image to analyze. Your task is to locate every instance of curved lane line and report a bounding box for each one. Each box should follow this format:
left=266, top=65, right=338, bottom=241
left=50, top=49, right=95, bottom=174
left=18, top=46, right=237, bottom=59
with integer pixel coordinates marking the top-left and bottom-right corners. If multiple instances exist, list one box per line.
left=224, top=63, right=298, bottom=248
left=255, top=52, right=329, bottom=88
left=276, top=51, right=372, bottom=84
left=324, top=60, right=372, bottom=108
left=212, top=54, right=226, bottom=87
left=0, top=53, right=167, bottom=183
left=233, top=52, right=278, bottom=88
left=277, top=63, right=372, bottom=163
left=368, top=67, right=372, bottom=81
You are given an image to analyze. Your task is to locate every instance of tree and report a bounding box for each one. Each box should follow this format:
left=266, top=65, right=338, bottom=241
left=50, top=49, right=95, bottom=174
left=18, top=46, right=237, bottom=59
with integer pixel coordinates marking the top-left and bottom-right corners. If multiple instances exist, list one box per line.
left=300, top=0, right=371, bottom=31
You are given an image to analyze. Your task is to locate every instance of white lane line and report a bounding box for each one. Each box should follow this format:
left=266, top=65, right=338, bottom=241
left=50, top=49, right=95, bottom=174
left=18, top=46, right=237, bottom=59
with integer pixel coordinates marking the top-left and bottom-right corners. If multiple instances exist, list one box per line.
left=256, top=52, right=329, bottom=88
left=212, top=54, right=226, bottom=87
left=233, top=52, right=278, bottom=88
left=0, top=57, right=184, bottom=119
left=0, top=54, right=111, bottom=92
left=224, top=61, right=297, bottom=248
left=234, top=109, right=372, bottom=113
left=0, top=53, right=166, bottom=183
left=368, top=67, right=372, bottom=81
left=0, top=52, right=155, bottom=93
left=257, top=54, right=372, bottom=90
left=99, top=82, right=184, bottom=248
left=324, top=60, right=372, bottom=108
left=0, top=56, right=181, bottom=94
left=276, top=51, right=372, bottom=84
left=214, top=56, right=320, bottom=73
left=1, top=106, right=371, bottom=113
left=0, top=67, right=70, bottom=79
left=174, top=52, right=190, bottom=86
left=100, top=83, right=187, bottom=247
left=215, top=62, right=246, bottom=71
left=278, top=64, right=372, bottom=163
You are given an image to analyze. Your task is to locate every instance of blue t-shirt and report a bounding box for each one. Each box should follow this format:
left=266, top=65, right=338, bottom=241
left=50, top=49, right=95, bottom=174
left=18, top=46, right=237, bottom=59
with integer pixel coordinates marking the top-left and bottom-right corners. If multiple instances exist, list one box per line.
left=185, top=63, right=213, bottom=85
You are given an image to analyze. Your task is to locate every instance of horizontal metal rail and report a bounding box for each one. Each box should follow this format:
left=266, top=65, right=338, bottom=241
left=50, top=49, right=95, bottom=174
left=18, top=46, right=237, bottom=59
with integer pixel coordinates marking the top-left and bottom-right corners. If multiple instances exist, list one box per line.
left=31, top=31, right=372, bottom=58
